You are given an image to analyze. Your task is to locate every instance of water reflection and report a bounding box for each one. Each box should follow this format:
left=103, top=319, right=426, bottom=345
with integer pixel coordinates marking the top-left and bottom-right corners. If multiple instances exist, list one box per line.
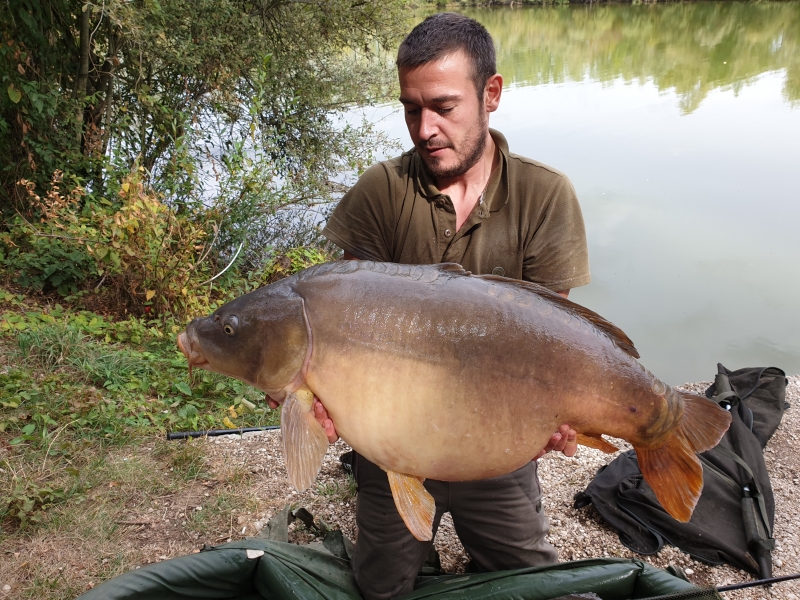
left=470, top=2, right=800, bottom=113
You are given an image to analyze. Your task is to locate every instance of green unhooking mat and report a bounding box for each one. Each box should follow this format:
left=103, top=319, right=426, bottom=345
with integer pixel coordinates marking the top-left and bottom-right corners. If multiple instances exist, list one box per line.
left=76, top=538, right=716, bottom=600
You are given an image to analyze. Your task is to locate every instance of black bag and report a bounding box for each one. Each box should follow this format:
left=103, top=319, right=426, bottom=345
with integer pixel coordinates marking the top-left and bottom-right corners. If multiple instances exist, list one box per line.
left=575, top=365, right=788, bottom=578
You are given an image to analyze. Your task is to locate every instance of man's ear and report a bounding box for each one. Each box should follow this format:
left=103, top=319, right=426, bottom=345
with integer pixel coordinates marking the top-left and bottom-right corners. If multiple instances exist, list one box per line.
left=484, top=73, right=503, bottom=113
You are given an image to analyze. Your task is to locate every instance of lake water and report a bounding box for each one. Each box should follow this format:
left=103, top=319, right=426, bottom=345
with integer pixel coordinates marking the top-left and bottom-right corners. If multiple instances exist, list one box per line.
left=356, top=2, right=800, bottom=384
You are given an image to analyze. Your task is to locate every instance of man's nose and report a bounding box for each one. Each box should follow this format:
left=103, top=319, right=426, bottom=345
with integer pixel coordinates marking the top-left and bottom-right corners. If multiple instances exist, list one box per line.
left=418, top=108, right=439, bottom=140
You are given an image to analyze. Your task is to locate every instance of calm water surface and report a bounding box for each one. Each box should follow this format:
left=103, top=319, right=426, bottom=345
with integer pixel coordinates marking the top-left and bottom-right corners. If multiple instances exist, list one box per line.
left=358, top=2, right=800, bottom=384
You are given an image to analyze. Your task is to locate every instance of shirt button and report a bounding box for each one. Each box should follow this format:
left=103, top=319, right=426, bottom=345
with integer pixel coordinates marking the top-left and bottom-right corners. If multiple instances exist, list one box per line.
left=444, top=229, right=452, bottom=238
left=492, top=266, right=505, bottom=276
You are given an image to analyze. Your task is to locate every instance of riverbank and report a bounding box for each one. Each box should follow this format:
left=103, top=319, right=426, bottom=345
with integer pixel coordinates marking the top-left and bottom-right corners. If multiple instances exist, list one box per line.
left=2, top=369, right=796, bottom=598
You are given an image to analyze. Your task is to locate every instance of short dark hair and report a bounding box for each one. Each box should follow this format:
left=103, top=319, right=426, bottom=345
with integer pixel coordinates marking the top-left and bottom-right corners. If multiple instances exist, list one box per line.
left=396, top=13, right=496, bottom=98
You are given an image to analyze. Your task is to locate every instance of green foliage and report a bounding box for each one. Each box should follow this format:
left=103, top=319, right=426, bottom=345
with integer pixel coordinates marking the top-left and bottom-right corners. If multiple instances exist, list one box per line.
left=0, top=169, right=335, bottom=320
left=0, top=304, right=279, bottom=439
left=2, top=0, right=408, bottom=272
left=1, top=479, right=73, bottom=527
left=16, top=324, right=87, bottom=372
left=0, top=2, right=91, bottom=206
left=256, top=246, right=335, bottom=286
left=6, top=237, right=96, bottom=296
left=2, top=169, right=225, bottom=318
left=0, top=290, right=289, bottom=530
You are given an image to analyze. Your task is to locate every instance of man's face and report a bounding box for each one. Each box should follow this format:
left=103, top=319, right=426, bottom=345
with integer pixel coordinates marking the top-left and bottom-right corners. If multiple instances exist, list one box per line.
left=399, top=51, right=493, bottom=179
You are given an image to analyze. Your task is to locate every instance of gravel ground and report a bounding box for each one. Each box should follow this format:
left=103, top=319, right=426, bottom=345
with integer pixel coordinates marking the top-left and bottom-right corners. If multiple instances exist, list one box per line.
left=201, top=375, right=799, bottom=599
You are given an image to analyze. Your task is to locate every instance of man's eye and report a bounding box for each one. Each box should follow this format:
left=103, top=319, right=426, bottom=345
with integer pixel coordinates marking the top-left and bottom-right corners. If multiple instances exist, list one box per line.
left=405, top=108, right=420, bottom=116
left=437, top=107, right=454, bottom=114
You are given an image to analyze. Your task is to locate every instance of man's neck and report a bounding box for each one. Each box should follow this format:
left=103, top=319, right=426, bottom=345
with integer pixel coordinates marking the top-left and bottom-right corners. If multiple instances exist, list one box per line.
left=436, top=131, right=498, bottom=231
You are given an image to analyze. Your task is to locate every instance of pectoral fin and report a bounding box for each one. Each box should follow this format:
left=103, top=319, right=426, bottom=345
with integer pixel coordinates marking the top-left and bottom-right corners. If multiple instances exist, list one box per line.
left=386, top=471, right=436, bottom=542
left=577, top=432, right=619, bottom=454
left=281, top=388, right=329, bottom=492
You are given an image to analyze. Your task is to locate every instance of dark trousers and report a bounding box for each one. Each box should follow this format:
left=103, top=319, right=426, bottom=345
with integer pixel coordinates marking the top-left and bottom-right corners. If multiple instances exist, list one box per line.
left=351, top=455, right=558, bottom=600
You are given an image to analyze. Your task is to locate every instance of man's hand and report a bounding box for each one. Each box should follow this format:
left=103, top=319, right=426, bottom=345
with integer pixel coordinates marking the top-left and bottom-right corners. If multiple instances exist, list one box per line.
left=533, top=424, right=577, bottom=460
left=314, top=398, right=339, bottom=443
left=267, top=394, right=339, bottom=444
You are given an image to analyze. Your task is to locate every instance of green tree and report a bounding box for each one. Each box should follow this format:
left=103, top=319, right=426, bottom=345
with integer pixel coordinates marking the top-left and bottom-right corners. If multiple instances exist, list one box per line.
left=2, top=0, right=408, bottom=239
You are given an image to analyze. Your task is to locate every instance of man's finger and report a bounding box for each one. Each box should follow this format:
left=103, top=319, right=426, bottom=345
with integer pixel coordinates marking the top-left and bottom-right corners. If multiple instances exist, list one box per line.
left=551, top=432, right=568, bottom=453
left=312, top=398, right=339, bottom=443
left=562, top=428, right=578, bottom=457
left=323, top=418, right=338, bottom=444
left=267, top=397, right=279, bottom=409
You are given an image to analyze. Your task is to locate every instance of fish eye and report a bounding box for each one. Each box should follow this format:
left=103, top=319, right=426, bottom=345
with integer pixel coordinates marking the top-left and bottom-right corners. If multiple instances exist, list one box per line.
left=223, top=315, right=238, bottom=336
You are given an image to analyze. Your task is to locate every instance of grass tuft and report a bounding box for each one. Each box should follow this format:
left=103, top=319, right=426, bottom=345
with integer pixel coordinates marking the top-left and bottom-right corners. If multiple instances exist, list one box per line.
left=316, top=473, right=357, bottom=503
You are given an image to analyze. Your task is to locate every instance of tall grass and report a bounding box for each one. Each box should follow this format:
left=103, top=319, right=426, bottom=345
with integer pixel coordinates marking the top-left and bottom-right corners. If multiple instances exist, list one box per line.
left=16, top=324, right=156, bottom=388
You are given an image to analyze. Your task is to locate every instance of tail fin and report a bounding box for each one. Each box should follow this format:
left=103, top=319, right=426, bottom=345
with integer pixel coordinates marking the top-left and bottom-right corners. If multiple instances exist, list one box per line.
left=635, top=392, right=731, bottom=522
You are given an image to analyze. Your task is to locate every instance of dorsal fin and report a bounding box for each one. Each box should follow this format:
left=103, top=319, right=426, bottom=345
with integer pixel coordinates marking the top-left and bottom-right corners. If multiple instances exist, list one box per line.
left=476, top=274, right=640, bottom=359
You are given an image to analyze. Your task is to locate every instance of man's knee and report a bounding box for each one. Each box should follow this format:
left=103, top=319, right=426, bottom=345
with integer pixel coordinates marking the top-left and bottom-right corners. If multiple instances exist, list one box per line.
left=450, top=461, right=558, bottom=570
left=351, top=453, right=442, bottom=599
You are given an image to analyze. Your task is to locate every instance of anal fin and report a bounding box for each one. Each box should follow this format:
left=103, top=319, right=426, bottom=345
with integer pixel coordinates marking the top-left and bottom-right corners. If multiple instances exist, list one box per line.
left=386, top=471, right=435, bottom=542
left=281, top=388, right=329, bottom=492
left=577, top=432, right=619, bottom=454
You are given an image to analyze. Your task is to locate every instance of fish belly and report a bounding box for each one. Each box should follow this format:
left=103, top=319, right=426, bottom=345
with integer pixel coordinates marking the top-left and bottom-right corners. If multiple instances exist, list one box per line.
left=305, top=343, right=566, bottom=481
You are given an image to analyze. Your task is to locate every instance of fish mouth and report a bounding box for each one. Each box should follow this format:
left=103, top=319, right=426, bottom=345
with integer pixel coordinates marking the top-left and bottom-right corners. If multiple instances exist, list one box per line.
left=177, top=330, right=209, bottom=376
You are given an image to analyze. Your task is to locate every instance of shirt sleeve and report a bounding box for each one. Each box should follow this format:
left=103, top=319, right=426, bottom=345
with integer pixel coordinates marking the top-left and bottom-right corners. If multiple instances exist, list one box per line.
left=522, top=174, right=591, bottom=291
left=322, top=162, right=396, bottom=262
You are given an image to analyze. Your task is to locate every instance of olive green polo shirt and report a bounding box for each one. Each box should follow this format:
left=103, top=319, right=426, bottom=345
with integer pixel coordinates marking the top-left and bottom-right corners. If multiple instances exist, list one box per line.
left=322, top=129, right=590, bottom=291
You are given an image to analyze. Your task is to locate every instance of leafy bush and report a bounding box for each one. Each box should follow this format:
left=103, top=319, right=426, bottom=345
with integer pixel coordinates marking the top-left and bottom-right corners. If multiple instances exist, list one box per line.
left=84, top=169, right=220, bottom=318
left=4, top=236, right=96, bottom=296
left=2, top=169, right=224, bottom=319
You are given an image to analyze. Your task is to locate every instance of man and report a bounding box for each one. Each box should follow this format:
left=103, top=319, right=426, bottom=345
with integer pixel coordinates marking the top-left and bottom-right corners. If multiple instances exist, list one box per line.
left=273, top=13, right=590, bottom=600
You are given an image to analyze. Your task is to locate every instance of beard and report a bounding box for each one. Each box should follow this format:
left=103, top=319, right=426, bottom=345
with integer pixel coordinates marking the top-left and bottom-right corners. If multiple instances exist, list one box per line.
left=418, top=111, right=488, bottom=179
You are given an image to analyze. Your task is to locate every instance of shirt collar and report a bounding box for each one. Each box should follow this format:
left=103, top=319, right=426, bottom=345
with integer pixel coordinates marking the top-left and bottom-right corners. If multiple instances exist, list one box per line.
left=412, top=128, right=509, bottom=213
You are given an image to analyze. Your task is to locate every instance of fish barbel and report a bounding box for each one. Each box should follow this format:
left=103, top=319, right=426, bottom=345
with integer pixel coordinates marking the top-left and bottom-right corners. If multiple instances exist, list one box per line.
left=177, top=261, right=731, bottom=540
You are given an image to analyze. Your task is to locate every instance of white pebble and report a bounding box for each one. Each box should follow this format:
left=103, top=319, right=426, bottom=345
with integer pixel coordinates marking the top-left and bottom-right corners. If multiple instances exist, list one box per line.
left=685, top=568, right=694, bottom=575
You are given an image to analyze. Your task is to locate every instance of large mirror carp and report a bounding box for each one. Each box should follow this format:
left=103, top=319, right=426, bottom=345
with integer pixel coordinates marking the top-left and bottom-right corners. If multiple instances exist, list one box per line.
left=177, top=261, right=731, bottom=541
